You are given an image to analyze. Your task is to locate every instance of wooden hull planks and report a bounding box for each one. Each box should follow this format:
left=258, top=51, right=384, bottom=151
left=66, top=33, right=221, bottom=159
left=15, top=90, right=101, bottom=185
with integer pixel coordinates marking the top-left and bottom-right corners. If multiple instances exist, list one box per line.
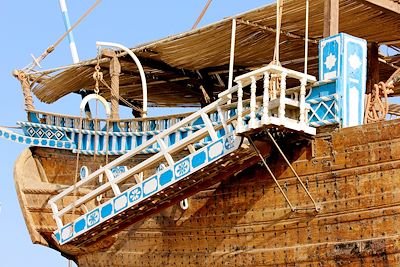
left=12, top=118, right=400, bottom=265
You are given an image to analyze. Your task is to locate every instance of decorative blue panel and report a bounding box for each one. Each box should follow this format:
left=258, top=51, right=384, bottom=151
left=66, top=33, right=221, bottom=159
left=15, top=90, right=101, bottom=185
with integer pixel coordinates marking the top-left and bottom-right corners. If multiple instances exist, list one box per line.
left=174, top=159, right=190, bottom=179
left=52, top=133, right=242, bottom=245
left=318, top=33, right=367, bottom=128
left=159, top=170, right=173, bottom=186
left=192, top=151, right=206, bottom=169
left=54, top=232, right=61, bottom=242
left=111, top=166, right=128, bottom=178
left=101, top=203, right=113, bottom=218
left=74, top=218, right=86, bottom=233
left=86, top=209, right=100, bottom=228
left=128, top=186, right=142, bottom=203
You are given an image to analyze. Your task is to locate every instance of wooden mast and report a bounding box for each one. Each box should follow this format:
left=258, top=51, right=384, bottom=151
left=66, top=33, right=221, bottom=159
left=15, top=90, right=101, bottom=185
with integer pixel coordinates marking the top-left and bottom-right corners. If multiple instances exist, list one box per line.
left=103, top=49, right=121, bottom=119
left=323, top=0, right=339, bottom=37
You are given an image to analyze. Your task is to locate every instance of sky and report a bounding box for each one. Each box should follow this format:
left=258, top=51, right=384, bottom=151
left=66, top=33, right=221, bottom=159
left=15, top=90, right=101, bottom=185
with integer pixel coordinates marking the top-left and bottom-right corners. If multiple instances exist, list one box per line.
left=0, top=1, right=271, bottom=266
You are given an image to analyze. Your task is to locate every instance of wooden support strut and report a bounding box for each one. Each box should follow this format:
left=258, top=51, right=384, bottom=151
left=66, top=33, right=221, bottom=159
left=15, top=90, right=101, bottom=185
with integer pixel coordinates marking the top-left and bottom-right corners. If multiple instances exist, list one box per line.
left=13, top=70, right=35, bottom=111
left=248, top=133, right=320, bottom=212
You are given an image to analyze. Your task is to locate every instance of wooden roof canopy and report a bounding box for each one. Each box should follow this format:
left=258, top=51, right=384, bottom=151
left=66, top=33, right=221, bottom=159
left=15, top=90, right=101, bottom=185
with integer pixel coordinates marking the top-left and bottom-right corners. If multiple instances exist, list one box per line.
left=31, top=0, right=400, bottom=107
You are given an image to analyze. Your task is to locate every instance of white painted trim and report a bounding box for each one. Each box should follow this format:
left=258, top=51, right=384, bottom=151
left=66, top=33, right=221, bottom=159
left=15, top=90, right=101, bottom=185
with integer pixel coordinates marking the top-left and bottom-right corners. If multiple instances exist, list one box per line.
left=80, top=94, right=110, bottom=116
left=96, top=41, right=148, bottom=117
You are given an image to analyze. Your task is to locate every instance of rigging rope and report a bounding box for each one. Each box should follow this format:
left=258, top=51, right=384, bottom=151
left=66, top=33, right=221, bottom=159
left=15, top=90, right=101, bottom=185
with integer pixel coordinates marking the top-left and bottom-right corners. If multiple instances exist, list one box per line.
left=192, top=0, right=213, bottom=30
left=272, top=0, right=283, bottom=65
left=24, top=0, right=102, bottom=72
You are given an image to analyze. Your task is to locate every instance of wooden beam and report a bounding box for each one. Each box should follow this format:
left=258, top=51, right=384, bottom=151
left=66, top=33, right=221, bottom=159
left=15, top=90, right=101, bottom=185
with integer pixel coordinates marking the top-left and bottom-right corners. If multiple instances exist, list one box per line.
left=323, top=0, right=339, bottom=38
left=366, top=42, right=379, bottom=94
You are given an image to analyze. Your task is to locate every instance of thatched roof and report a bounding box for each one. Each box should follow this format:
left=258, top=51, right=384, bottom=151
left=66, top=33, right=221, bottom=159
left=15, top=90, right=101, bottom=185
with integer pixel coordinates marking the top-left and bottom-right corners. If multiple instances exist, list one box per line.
left=30, top=0, right=400, bottom=107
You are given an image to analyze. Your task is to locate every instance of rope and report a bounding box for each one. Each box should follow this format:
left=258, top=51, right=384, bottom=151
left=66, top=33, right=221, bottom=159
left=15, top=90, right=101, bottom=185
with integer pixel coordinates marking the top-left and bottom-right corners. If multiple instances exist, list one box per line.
left=364, top=81, right=394, bottom=123
left=13, top=70, right=35, bottom=110
left=272, top=0, right=283, bottom=65
left=24, top=0, right=102, bottom=72
left=192, top=0, right=213, bottom=30
left=98, top=75, right=143, bottom=113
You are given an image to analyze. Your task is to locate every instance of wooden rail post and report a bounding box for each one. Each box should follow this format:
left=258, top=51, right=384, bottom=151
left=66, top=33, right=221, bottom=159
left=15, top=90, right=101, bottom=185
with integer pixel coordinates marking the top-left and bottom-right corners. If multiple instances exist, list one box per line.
left=261, top=71, right=270, bottom=124
left=249, top=76, right=257, bottom=128
left=278, top=72, right=287, bottom=121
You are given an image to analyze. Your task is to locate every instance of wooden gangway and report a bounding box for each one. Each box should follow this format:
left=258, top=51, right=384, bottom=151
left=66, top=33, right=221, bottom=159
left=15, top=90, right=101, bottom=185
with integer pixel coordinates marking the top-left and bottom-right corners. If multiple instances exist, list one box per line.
left=49, top=65, right=317, bottom=246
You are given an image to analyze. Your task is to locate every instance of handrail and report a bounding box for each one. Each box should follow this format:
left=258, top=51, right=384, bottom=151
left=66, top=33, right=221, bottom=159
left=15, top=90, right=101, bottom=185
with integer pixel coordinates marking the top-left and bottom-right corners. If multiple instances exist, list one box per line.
left=49, top=85, right=239, bottom=226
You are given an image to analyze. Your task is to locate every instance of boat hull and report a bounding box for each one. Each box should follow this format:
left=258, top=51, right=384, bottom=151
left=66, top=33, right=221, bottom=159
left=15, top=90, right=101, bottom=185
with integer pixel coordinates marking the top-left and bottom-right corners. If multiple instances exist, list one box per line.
left=14, top=118, right=400, bottom=266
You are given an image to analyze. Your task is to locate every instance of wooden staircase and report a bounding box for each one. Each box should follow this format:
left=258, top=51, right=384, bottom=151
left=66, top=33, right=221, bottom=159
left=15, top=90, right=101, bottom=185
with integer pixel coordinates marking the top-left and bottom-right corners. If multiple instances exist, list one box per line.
left=49, top=65, right=317, bottom=246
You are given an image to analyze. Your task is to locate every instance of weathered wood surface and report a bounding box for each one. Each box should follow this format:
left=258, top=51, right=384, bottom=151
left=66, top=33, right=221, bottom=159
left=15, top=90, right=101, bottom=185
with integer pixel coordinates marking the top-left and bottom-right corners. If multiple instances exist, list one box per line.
left=14, top=118, right=400, bottom=266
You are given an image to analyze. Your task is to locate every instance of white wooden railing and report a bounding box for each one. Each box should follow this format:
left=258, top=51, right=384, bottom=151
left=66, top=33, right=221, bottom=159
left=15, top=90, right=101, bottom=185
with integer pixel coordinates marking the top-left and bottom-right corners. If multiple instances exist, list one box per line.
left=48, top=88, right=238, bottom=229
left=48, top=64, right=319, bottom=233
left=232, top=64, right=316, bottom=135
left=27, top=109, right=194, bottom=132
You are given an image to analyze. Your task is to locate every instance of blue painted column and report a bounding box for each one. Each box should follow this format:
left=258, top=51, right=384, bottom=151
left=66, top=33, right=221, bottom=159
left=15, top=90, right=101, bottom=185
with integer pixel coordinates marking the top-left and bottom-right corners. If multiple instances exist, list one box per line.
left=319, top=33, right=367, bottom=127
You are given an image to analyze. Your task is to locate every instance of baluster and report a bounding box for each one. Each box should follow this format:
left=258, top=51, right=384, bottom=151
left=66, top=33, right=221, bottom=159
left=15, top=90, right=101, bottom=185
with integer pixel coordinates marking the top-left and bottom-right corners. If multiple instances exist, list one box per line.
left=299, top=77, right=307, bottom=127
left=272, top=74, right=277, bottom=100
left=278, top=72, right=287, bottom=121
left=261, top=71, right=270, bottom=125
left=217, top=106, right=228, bottom=133
left=236, top=80, right=244, bottom=133
left=249, top=76, right=257, bottom=128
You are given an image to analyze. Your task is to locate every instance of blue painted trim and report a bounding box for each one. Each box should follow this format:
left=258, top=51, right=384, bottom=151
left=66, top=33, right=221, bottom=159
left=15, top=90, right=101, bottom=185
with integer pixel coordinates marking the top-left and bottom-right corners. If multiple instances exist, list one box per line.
left=53, top=132, right=241, bottom=245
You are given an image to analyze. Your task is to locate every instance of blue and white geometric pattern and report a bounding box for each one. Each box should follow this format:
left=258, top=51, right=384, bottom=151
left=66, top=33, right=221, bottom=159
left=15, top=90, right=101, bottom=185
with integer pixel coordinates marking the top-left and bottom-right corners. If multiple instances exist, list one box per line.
left=86, top=209, right=100, bottom=227
left=174, top=159, right=190, bottom=179
left=52, top=132, right=241, bottom=245
left=111, top=166, right=128, bottom=178
left=7, top=120, right=214, bottom=155
left=0, top=127, right=74, bottom=151
left=129, top=186, right=142, bottom=203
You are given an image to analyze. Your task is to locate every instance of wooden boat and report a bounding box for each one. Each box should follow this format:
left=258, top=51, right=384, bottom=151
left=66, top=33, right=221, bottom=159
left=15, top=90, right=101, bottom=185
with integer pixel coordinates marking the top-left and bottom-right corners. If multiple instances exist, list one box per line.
left=4, top=0, right=400, bottom=265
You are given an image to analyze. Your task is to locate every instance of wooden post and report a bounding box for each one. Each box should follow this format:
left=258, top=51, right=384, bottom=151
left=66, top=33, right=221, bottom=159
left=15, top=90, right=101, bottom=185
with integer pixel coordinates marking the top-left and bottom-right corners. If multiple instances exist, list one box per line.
left=366, top=42, right=379, bottom=94
left=323, top=0, right=339, bottom=37
left=249, top=76, right=257, bottom=128
left=278, top=72, right=287, bottom=121
left=299, top=77, right=307, bottom=126
left=236, top=81, right=244, bottom=133
left=13, top=70, right=35, bottom=110
left=110, top=55, right=121, bottom=120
